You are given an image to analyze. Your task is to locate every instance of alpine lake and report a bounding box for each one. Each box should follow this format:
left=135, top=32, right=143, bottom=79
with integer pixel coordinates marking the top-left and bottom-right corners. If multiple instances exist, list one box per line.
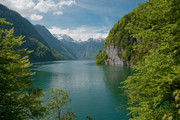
left=31, top=60, right=132, bottom=120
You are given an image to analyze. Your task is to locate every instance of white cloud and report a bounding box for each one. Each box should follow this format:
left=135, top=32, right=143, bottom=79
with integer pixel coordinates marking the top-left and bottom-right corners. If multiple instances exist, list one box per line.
left=30, top=14, right=43, bottom=20
left=59, top=0, right=75, bottom=7
left=48, top=26, right=109, bottom=41
left=0, top=0, right=36, bottom=17
left=53, top=11, right=63, bottom=15
left=34, top=0, right=55, bottom=13
left=0, top=0, right=76, bottom=21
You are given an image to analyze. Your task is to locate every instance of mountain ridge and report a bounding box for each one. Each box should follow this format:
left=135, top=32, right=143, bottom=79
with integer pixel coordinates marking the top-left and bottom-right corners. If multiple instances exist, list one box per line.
left=0, top=4, right=63, bottom=62
left=54, top=34, right=105, bottom=60
left=34, top=25, right=76, bottom=59
left=0, top=3, right=105, bottom=61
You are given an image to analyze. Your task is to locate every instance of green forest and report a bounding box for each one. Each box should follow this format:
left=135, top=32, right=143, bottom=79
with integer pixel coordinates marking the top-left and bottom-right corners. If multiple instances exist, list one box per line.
left=0, top=0, right=180, bottom=119
left=97, top=0, right=180, bottom=119
left=0, top=19, right=78, bottom=120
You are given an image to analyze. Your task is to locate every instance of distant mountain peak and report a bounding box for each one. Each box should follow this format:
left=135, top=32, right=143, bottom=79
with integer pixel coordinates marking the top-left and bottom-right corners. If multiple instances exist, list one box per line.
left=53, top=34, right=63, bottom=40
left=53, top=34, right=77, bottom=42
left=0, top=4, right=64, bottom=62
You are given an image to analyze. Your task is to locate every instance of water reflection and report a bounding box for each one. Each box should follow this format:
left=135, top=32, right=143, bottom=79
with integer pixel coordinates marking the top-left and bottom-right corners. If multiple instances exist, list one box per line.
left=31, top=60, right=131, bottom=120
left=100, top=65, right=132, bottom=118
left=101, top=65, right=132, bottom=93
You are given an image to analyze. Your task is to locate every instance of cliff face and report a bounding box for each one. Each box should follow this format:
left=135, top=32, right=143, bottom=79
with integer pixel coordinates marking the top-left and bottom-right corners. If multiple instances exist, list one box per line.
left=96, top=1, right=162, bottom=66
left=96, top=12, right=136, bottom=66
left=104, top=45, right=124, bottom=66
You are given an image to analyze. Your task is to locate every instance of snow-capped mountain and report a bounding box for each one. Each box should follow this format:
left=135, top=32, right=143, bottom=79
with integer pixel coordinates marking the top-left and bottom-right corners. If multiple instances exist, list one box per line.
left=53, top=34, right=76, bottom=42
left=53, top=34, right=105, bottom=59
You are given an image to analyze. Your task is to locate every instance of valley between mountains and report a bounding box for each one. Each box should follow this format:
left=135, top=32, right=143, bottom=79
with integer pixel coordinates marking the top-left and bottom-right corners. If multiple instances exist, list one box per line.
left=0, top=4, right=105, bottom=62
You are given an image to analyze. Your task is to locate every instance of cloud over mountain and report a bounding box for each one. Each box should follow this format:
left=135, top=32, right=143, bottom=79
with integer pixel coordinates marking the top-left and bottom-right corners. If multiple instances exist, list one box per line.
left=48, top=26, right=108, bottom=41
left=0, top=0, right=75, bottom=21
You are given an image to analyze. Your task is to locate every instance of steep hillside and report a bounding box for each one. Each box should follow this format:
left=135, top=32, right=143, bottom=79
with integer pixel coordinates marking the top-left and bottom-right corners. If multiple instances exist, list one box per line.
left=96, top=0, right=179, bottom=65
left=34, top=25, right=76, bottom=59
left=96, top=1, right=159, bottom=66
left=0, top=4, right=62, bottom=62
left=121, top=0, right=180, bottom=119
left=96, top=10, right=139, bottom=65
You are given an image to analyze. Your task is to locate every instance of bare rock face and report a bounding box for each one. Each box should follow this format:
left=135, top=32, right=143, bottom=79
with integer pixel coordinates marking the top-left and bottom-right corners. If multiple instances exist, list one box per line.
left=105, top=45, right=124, bottom=66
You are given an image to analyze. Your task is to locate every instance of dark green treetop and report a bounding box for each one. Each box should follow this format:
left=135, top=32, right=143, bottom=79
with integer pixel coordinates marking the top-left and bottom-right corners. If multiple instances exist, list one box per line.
left=0, top=18, right=46, bottom=119
left=122, top=0, right=180, bottom=119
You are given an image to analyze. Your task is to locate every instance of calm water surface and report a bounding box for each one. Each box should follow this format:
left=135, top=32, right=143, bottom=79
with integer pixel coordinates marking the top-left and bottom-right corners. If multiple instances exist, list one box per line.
left=31, top=60, right=132, bottom=120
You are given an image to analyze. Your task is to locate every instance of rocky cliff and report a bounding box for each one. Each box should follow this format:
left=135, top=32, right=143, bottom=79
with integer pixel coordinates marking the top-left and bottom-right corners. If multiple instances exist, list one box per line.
left=96, top=1, right=163, bottom=66
left=96, top=12, right=136, bottom=66
left=104, top=45, right=124, bottom=66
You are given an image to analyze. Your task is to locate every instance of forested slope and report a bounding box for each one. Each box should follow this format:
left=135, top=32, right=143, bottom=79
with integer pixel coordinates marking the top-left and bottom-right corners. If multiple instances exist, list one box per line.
left=96, top=10, right=137, bottom=65
left=0, top=4, right=63, bottom=62
left=96, top=0, right=180, bottom=119
left=96, top=0, right=180, bottom=66
left=35, top=25, right=76, bottom=60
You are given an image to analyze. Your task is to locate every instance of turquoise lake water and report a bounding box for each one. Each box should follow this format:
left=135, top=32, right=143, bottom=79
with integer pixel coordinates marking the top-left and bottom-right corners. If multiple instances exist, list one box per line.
left=31, top=60, right=132, bottom=120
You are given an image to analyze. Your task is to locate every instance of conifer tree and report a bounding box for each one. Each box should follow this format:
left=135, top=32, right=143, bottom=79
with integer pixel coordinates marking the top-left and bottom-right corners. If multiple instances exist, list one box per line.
left=122, top=0, right=180, bottom=119
left=0, top=18, right=46, bottom=119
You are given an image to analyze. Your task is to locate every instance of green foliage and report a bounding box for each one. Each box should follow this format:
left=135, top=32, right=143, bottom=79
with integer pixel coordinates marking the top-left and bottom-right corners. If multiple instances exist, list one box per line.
left=28, top=37, right=63, bottom=62
left=23, top=87, right=47, bottom=119
left=0, top=19, right=46, bottom=119
left=96, top=0, right=180, bottom=65
left=0, top=5, right=63, bottom=62
left=46, top=88, right=77, bottom=120
left=34, top=25, right=76, bottom=60
left=123, top=50, right=180, bottom=119
left=0, top=18, right=81, bottom=120
left=96, top=7, right=139, bottom=65
left=104, top=15, right=131, bottom=48
left=163, top=90, right=180, bottom=120
left=96, top=50, right=108, bottom=64
left=0, top=18, right=79, bottom=120
left=122, top=0, right=180, bottom=119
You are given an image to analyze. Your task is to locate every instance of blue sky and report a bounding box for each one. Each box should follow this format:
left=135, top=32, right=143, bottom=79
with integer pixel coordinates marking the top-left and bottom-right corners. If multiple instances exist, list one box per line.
left=0, top=0, right=146, bottom=41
